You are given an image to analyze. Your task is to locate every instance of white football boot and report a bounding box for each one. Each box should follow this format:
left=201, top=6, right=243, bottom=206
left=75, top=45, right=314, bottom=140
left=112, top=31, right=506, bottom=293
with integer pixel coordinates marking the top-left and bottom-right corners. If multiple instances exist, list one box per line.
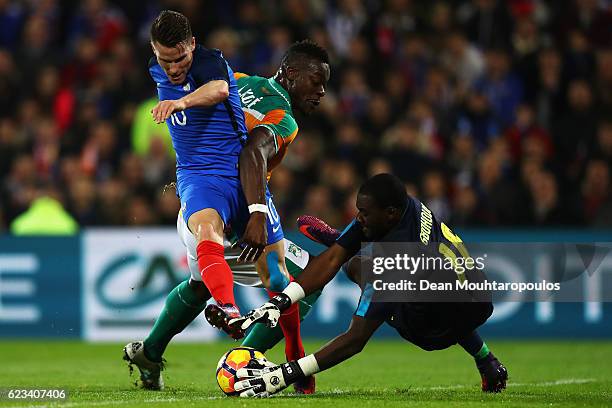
left=123, top=341, right=164, bottom=390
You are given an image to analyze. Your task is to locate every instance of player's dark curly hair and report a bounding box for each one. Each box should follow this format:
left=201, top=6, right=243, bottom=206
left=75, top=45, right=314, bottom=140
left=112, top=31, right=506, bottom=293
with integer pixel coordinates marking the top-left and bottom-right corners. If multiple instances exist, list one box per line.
left=150, top=10, right=192, bottom=47
left=358, top=174, right=408, bottom=211
left=282, top=39, right=329, bottom=66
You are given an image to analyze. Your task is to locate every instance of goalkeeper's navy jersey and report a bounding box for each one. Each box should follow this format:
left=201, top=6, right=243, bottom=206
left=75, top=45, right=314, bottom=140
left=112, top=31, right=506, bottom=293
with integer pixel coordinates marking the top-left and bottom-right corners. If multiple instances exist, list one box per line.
left=336, top=196, right=492, bottom=350
left=149, top=45, right=248, bottom=181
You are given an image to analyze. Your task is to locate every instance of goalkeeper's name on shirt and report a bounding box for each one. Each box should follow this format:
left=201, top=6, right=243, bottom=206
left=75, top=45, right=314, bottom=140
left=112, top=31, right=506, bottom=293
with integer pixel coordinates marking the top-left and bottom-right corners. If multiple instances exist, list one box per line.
left=372, top=279, right=561, bottom=292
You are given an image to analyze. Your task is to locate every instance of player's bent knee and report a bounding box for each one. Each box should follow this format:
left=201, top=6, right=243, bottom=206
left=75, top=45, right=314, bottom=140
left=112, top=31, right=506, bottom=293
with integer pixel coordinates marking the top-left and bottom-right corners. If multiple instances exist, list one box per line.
left=188, top=209, right=224, bottom=245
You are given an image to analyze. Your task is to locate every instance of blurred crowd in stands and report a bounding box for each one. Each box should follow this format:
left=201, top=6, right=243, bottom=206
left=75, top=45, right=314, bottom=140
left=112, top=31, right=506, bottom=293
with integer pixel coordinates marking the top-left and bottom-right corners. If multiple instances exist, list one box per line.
left=1, top=0, right=612, bottom=233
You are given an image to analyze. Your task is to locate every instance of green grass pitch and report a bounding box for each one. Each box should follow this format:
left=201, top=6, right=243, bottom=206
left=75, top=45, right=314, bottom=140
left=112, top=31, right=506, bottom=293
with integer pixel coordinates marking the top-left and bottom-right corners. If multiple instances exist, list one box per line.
left=0, top=340, right=610, bottom=407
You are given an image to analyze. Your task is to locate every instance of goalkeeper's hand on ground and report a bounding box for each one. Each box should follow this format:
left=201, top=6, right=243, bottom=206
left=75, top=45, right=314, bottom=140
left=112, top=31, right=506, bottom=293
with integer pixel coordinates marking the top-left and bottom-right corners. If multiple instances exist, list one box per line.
left=234, top=360, right=304, bottom=397
left=228, top=293, right=291, bottom=331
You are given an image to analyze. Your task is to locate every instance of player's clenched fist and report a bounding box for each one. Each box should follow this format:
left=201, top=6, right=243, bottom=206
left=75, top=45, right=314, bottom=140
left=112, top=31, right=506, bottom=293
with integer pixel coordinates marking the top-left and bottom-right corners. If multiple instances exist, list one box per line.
left=151, top=99, right=187, bottom=123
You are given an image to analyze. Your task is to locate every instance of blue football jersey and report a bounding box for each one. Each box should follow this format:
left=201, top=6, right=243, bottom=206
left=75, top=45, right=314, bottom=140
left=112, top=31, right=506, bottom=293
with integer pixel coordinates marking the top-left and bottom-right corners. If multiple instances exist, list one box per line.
left=149, top=45, right=248, bottom=178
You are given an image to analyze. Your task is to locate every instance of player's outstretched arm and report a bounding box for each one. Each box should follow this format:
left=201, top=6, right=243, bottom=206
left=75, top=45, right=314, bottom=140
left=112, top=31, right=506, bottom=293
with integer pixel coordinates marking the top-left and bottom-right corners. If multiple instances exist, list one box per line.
left=234, top=316, right=382, bottom=397
left=151, top=80, right=229, bottom=123
left=236, top=127, right=277, bottom=262
left=295, top=243, right=351, bottom=295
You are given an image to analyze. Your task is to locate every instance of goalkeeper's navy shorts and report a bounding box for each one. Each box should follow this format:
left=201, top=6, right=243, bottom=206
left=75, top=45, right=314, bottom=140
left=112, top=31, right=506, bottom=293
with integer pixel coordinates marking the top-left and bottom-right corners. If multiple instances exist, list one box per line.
left=391, top=301, right=494, bottom=351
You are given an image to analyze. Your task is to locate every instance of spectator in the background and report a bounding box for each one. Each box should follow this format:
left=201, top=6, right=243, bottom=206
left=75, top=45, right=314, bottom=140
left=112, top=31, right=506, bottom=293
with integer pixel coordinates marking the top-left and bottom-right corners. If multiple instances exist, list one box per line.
left=397, top=34, right=431, bottom=93
left=250, top=25, right=292, bottom=77
left=295, top=184, right=341, bottom=228
left=458, top=0, right=513, bottom=49
left=0, top=49, right=18, bottom=117
left=35, top=65, right=76, bottom=133
left=527, top=170, right=566, bottom=226
left=422, top=170, right=451, bottom=222
left=408, top=97, right=444, bottom=159
left=68, top=0, right=126, bottom=53
left=0, top=118, right=17, bottom=176
left=476, top=149, right=527, bottom=225
left=334, top=121, right=369, bottom=169
left=0, top=0, right=25, bottom=51
left=383, top=69, right=410, bottom=111
left=10, top=186, right=78, bottom=235
left=565, top=29, right=596, bottom=80
left=268, top=166, right=295, bottom=224
left=338, top=66, right=370, bottom=118
left=474, top=48, right=524, bottom=128
left=505, top=103, right=553, bottom=165
left=374, top=0, right=421, bottom=58
left=447, top=130, right=478, bottom=183
left=450, top=183, right=479, bottom=226
left=556, top=0, right=612, bottom=49
left=120, top=153, right=152, bottom=199
left=595, top=50, right=612, bottom=115
left=131, top=97, right=173, bottom=158
left=591, top=121, right=612, bottom=163
left=368, top=157, right=393, bottom=178
left=62, top=36, right=100, bottom=89
left=336, top=35, right=379, bottom=86
left=126, top=195, right=158, bottom=226
left=426, top=1, right=453, bottom=52
left=2, top=155, right=37, bottom=223
left=512, top=16, right=542, bottom=60
left=156, top=189, right=181, bottom=226
left=581, top=159, right=611, bottom=225
left=553, top=79, right=598, bottom=184
left=80, top=121, right=119, bottom=181
left=97, top=178, right=127, bottom=225
left=67, top=176, right=97, bottom=225
left=16, top=13, right=57, bottom=82
left=325, top=160, right=360, bottom=208
left=362, top=93, right=394, bottom=139
left=442, top=30, right=485, bottom=89
left=326, top=0, right=366, bottom=58
left=381, top=119, right=432, bottom=185
left=530, top=47, right=564, bottom=131
left=32, top=116, right=60, bottom=180
left=206, top=28, right=244, bottom=71
left=459, top=93, right=499, bottom=151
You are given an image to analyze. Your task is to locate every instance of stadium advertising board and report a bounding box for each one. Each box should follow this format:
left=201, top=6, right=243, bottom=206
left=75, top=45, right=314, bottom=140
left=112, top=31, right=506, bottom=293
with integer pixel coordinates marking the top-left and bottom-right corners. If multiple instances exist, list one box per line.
left=1, top=231, right=611, bottom=339
left=0, top=237, right=81, bottom=337
left=82, top=229, right=218, bottom=342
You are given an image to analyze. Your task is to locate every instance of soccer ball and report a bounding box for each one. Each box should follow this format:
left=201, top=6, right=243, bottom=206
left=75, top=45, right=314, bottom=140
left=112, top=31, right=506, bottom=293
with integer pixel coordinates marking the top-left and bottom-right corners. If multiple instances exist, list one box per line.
left=216, top=347, right=266, bottom=396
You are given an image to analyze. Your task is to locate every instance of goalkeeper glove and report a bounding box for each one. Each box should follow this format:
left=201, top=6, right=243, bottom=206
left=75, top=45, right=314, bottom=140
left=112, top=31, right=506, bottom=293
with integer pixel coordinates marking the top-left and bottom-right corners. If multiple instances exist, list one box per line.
left=234, top=360, right=304, bottom=397
left=228, top=293, right=291, bottom=331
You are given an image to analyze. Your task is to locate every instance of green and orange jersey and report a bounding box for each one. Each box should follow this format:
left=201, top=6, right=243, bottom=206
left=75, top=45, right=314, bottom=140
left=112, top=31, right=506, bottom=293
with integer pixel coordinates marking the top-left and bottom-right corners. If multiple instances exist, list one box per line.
left=234, top=73, right=298, bottom=177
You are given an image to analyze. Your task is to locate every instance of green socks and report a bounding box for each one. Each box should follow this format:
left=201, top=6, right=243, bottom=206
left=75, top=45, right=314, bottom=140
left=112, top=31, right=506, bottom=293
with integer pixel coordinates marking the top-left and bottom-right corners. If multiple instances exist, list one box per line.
left=144, top=280, right=207, bottom=362
left=474, top=343, right=490, bottom=361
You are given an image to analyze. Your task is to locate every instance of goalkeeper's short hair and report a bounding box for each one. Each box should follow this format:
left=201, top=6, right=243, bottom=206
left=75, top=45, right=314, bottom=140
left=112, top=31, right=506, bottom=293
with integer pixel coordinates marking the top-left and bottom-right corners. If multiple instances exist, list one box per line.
left=359, top=174, right=408, bottom=212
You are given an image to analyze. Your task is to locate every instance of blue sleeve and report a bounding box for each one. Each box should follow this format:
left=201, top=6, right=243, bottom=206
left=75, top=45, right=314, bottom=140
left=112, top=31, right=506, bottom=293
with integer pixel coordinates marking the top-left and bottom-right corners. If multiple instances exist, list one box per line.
left=354, top=283, right=389, bottom=321
left=336, top=219, right=365, bottom=257
left=191, top=49, right=230, bottom=87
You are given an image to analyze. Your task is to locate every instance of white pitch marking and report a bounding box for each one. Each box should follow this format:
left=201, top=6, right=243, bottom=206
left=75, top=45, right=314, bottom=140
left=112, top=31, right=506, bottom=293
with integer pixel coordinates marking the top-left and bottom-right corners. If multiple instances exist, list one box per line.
left=5, top=378, right=600, bottom=408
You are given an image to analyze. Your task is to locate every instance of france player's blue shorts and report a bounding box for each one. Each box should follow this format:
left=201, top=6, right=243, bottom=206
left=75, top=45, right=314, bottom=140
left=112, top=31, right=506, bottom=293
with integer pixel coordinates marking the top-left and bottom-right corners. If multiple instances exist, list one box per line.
left=178, top=174, right=284, bottom=245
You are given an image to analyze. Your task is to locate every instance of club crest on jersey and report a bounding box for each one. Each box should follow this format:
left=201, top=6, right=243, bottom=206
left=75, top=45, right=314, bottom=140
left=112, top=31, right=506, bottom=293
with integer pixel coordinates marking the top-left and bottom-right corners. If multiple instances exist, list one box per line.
left=287, top=243, right=302, bottom=258
left=183, top=83, right=191, bottom=91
